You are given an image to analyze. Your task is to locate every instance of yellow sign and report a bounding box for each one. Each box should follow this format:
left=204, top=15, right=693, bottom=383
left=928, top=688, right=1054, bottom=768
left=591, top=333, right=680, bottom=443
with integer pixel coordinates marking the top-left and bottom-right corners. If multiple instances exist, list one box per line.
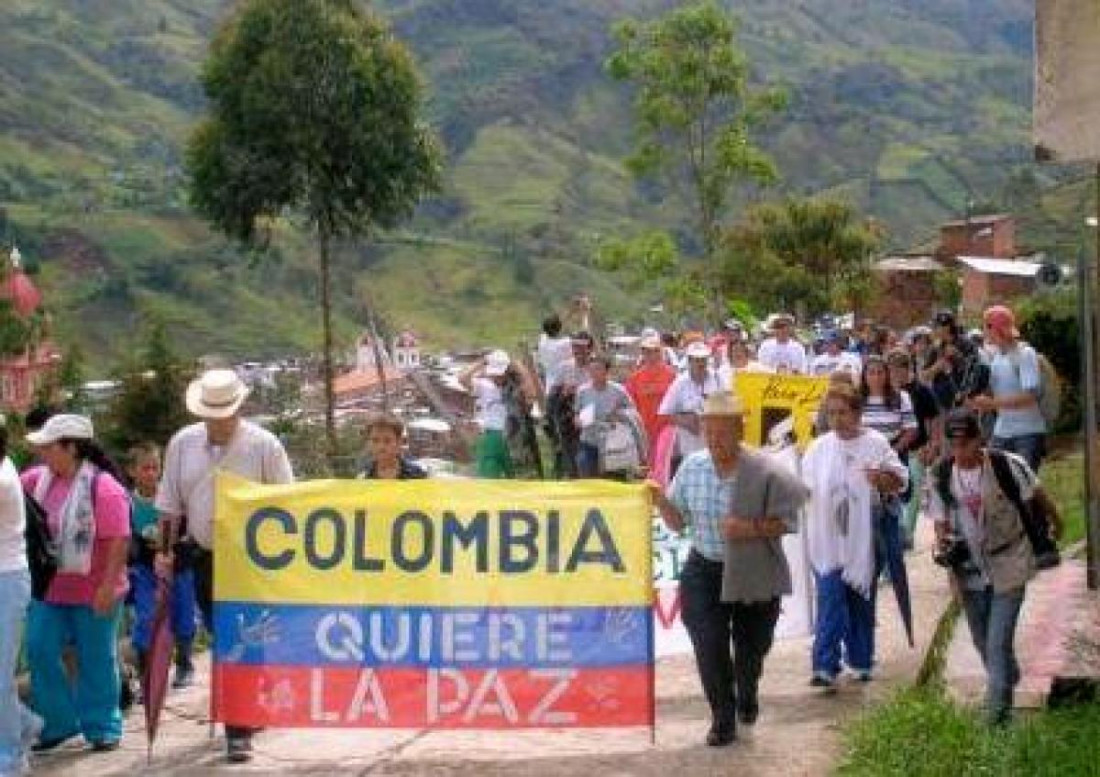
left=734, top=373, right=829, bottom=450
left=214, top=474, right=652, bottom=607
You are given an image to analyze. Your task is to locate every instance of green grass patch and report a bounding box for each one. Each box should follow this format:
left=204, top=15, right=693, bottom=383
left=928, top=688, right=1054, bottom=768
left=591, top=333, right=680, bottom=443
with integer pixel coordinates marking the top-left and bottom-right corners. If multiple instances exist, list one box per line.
left=1042, top=447, right=1086, bottom=548
left=838, top=688, right=1100, bottom=777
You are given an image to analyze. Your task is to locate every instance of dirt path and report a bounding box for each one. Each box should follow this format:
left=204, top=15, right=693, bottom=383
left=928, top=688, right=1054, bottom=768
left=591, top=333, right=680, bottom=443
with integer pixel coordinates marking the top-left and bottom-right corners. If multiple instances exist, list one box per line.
left=29, top=527, right=949, bottom=777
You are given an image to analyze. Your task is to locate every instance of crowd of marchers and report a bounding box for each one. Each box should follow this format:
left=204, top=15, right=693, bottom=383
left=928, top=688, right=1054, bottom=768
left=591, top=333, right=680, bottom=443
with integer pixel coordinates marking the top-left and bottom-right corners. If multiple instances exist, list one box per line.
left=0, top=301, right=1065, bottom=773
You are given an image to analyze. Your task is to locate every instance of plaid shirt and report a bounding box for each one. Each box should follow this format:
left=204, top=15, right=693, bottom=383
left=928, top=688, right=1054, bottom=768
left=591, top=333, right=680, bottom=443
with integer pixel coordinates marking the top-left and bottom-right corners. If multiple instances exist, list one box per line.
left=668, top=449, right=736, bottom=562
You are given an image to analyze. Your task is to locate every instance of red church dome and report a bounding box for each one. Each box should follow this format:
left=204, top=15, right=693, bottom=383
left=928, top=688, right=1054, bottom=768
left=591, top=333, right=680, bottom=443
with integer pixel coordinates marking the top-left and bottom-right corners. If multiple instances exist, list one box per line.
left=1, top=248, right=42, bottom=318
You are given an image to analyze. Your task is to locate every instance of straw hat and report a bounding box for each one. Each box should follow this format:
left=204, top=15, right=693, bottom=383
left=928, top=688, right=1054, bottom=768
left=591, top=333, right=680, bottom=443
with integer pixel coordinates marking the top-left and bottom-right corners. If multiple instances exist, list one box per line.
left=186, top=369, right=250, bottom=419
left=701, top=391, right=745, bottom=417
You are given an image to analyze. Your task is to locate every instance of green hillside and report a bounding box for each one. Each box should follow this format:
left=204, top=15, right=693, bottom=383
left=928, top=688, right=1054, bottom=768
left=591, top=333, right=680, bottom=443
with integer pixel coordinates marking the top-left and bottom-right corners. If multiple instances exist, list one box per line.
left=1, top=0, right=1069, bottom=366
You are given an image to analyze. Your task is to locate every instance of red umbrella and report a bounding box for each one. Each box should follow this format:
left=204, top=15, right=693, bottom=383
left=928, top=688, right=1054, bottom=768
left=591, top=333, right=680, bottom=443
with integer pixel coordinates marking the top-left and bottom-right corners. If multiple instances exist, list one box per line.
left=143, top=571, right=176, bottom=763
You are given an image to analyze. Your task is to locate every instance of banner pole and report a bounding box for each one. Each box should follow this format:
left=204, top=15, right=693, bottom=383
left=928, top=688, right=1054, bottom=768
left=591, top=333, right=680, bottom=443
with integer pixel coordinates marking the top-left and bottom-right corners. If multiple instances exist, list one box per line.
left=648, top=496, right=657, bottom=747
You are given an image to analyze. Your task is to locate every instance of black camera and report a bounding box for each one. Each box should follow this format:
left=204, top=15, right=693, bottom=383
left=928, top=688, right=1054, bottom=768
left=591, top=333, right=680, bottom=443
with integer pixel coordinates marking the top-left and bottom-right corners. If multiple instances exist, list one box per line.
left=933, top=533, right=971, bottom=569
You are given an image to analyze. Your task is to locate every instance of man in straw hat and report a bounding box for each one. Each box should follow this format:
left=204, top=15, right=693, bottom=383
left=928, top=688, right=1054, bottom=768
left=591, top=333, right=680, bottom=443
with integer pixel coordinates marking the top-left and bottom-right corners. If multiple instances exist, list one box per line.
left=650, top=392, right=809, bottom=746
left=155, top=368, right=293, bottom=763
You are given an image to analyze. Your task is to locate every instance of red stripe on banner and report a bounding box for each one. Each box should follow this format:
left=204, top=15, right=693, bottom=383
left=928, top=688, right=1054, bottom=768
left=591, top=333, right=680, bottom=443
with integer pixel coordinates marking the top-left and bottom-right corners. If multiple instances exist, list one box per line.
left=212, top=665, right=652, bottom=728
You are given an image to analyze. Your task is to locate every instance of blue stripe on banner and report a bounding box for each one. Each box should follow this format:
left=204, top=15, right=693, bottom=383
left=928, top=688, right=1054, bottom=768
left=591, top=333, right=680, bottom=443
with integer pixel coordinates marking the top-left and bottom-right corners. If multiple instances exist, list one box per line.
left=212, top=602, right=652, bottom=669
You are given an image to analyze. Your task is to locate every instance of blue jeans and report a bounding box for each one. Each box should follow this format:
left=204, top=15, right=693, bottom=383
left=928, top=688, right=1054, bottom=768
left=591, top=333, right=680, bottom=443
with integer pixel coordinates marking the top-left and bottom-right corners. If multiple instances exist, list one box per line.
left=960, top=585, right=1025, bottom=723
left=26, top=600, right=123, bottom=745
left=812, top=570, right=876, bottom=676
left=0, top=569, right=38, bottom=776
left=129, top=565, right=197, bottom=653
left=902, top=457, right=925, bottom=546
left=577, top=442, right=601, bottom=479
left=990, top=434, right=1045, bottom=473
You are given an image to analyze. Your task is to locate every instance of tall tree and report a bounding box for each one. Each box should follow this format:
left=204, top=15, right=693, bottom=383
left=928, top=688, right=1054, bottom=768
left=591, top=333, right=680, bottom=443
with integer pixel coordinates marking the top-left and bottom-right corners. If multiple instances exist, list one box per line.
left=606, top=1, right=783, bottom=318
left=187, top=0, right=442, bottom=465
left=722, top=197, right=883, bottom=317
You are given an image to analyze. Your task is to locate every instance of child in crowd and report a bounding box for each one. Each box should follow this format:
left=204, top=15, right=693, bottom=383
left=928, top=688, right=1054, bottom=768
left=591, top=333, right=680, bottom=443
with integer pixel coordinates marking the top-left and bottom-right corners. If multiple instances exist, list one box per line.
left=127, top=443, right=197, bottom=690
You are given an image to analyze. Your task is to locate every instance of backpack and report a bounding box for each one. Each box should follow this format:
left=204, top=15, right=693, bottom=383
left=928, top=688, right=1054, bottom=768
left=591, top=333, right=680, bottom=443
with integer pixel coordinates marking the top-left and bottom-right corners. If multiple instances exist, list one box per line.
left=24, top=491, right=58, bottom=600
left=600, top=421, right=641, bottom=474
left=1035, top=352, right=1061, bottom=428
left=934, top=449, right=1060, bottom=570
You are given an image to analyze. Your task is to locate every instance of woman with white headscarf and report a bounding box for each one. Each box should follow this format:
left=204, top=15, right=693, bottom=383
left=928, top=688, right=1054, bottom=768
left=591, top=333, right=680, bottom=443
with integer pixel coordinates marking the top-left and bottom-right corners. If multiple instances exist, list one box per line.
left=802, top=384, right=907, bottom=689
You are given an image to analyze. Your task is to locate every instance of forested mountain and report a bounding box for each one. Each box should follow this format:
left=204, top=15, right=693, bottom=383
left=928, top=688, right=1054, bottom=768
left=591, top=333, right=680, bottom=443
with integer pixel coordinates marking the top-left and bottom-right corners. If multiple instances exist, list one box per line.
left=3, top=0, right=1070, bottom=360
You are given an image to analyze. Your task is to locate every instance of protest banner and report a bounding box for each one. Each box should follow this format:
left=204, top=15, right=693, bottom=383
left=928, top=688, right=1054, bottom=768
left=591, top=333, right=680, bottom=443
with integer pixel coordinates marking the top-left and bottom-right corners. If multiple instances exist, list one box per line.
left=211, top=474, right=654, bottom=729
left=734, top=372, right=828, bottom=450
left=651, top=374, right=823, bottom=654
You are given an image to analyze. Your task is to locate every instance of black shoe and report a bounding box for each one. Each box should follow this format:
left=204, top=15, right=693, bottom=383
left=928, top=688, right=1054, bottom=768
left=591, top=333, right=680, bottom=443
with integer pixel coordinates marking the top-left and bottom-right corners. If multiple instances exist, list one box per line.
left=90, top=740, right=120, bottom=753
left=738, top=707, right=759, bottom=726
left=119, top=676, right=135, bottom=712
left=172, top=664, right=196, bottom=689
left=32, top=733, right=79, bottom=752
left=227, top=736, right=253, bottom=763
left=810, top=672, right=837, bottom=690
left=705, top=727, right=736, bottom=747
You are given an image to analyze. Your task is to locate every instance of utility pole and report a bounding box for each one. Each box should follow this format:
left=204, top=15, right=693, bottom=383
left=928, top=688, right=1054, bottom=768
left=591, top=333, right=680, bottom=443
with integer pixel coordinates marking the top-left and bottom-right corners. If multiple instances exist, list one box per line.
left=1085, top=174, right=1100, bottom=590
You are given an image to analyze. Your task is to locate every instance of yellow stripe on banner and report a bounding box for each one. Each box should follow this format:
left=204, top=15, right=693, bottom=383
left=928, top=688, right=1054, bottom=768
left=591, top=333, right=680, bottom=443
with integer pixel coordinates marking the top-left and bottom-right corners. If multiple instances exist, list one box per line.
left=214, top=473, right=653, bottom=607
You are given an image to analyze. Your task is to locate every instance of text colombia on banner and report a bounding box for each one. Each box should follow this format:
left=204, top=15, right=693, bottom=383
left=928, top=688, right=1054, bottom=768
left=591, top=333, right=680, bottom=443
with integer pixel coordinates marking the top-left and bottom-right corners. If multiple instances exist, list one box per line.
left=211, top=474, right=654, bottom=729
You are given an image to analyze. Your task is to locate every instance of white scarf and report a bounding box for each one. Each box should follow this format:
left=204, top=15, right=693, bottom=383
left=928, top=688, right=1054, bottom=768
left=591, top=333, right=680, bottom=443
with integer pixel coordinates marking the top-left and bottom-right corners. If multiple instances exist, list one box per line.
left=34, top=462, right=98, bottom=575
left=804, top=433, right=875, bottom=597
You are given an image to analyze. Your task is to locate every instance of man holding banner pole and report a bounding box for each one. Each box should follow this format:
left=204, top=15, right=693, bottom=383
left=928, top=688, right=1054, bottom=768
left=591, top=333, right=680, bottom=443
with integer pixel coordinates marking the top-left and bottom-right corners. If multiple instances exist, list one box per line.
left=650, top=391, right=809, bottom=747
left=154, top=369, right=294, bottom=763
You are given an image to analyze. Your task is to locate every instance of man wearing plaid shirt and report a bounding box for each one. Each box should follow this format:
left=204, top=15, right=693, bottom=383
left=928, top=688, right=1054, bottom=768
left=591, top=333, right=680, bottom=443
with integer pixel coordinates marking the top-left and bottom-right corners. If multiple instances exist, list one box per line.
left=651, top=392, right=808, bottom=747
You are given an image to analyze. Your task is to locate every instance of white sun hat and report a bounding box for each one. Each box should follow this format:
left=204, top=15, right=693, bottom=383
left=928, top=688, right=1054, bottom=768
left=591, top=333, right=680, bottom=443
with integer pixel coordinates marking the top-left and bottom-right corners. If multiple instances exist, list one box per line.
left=185, top=369, right=250, bottom=419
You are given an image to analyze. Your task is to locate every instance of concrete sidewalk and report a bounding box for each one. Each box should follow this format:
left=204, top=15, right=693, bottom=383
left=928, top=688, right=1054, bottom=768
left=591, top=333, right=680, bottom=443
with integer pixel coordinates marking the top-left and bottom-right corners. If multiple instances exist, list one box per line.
left=27, top=529, right=950, bottom=777
left=945, top=556, right=1100, bottom=710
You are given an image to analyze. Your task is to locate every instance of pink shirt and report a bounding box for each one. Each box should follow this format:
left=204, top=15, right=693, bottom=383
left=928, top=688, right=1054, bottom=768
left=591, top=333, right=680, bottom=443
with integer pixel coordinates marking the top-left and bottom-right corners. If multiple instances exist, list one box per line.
left=21, top=466, right=131, bottom=606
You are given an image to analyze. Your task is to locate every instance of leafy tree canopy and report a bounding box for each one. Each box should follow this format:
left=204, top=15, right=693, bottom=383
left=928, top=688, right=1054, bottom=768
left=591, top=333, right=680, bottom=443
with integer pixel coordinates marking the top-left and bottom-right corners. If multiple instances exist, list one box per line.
left=606, top=1, right=784, bottom=257
left=721, top=196, right=883, bottom=317
left=187, top=0, right=443, bottom=242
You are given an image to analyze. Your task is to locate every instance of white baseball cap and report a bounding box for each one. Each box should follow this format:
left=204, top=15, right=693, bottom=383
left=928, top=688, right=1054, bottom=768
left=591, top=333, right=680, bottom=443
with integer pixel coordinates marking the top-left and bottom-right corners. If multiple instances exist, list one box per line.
left=685, top=342, right=711, bottom=359
left=485, top=349, right=511, bottom=377
left=26, top=414, right=94, bottom=445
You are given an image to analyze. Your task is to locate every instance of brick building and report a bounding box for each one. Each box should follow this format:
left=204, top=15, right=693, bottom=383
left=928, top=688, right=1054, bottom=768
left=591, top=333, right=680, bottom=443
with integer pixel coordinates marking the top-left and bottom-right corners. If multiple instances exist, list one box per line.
left=869, top=214, right=1049, bottom=329
left=938, top=214, right=1017, bottom=261
left=867, top=255, right=944, bottom=329
left=957, top=256, right=1041, bottom=321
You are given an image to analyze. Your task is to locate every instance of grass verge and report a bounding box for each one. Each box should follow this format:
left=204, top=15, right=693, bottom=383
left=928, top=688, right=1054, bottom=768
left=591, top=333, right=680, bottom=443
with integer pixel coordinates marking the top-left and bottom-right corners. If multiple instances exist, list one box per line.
left=1041, top=445, right=1085, bottom=548
left=836, top=687, right=1100, bottom=777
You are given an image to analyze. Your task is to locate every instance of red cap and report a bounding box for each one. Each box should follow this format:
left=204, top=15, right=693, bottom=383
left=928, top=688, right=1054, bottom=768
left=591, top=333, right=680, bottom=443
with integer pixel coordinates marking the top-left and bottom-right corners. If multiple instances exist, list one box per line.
left=983, top=305, right=1019, bottom=338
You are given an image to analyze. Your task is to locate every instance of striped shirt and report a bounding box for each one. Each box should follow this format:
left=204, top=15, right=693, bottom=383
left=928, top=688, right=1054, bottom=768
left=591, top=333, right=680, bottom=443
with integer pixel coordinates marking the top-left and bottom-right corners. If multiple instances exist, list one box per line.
left=667, top=449, right=736, bottom=562
left=862, top=391, right=917, bottom=444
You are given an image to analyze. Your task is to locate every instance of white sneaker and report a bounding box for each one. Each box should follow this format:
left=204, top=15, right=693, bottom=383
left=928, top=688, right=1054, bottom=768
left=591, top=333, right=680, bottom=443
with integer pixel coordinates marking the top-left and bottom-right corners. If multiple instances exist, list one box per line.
left=20, top=710, right=44, bottom=750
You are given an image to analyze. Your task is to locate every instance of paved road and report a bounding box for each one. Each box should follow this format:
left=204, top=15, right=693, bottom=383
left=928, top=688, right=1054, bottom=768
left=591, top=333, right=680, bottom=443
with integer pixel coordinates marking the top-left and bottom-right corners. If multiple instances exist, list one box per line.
left=28, top=525, right=949, bottom=777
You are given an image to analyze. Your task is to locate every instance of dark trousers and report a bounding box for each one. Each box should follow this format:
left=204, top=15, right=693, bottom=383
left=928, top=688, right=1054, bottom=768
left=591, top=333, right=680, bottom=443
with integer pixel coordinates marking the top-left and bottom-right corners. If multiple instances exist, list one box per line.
left=547, top=388, right=579, bottom=479
left=680, top=551, right=781, bottom=732
left=990, top=434, right=1046, bottom=473
left=194, top=548, right=251, bottom=741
